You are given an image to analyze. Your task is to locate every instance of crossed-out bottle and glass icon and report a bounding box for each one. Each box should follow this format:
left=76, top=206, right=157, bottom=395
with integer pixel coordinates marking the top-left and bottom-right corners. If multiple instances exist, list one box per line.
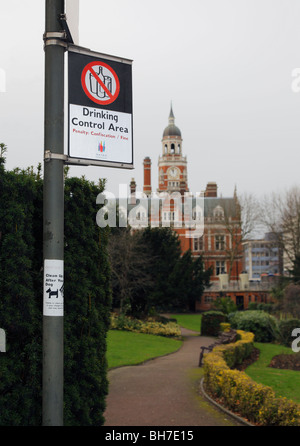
left=89, top=65, right=112, bottom=99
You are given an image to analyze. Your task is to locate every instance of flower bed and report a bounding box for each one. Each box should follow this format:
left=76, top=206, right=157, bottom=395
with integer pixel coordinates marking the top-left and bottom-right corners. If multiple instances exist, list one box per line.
left=110, top=313, right=181, bottom=338
left=203, top=330, right=300, bottom=426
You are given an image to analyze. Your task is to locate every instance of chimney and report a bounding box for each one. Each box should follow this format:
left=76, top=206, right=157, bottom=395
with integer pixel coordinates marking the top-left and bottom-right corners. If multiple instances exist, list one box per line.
left=129, top=178, right=136, bottom=204
left=205, top=182, right=217, bottom=197
left=143, top=157, right=152, bottom=196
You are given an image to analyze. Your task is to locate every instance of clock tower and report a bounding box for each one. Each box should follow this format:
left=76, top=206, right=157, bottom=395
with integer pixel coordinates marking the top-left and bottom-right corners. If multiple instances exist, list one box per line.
left=157, top=105, right=188, bottom=195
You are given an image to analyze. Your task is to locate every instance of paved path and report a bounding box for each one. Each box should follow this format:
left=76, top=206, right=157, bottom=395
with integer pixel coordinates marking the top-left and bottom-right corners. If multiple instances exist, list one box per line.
left=104, top=328, right=242, bottom=426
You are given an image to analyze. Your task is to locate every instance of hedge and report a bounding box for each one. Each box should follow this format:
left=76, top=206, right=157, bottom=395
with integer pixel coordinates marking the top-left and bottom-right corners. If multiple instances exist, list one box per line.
left=201, top=311, right=227, bottom=336
left=203, top=330, right=300, bottom=425
left=0, top=157, right=111, bottom=426
left=0, top=163, right=43, bottom=425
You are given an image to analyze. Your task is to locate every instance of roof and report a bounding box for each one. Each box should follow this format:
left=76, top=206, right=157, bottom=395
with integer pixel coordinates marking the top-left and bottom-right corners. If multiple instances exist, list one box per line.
left=202, top=197, right=238, bottom=217
left=163, top=104, right=181, bottom=138
left=163, top=125, right=182, bottom=137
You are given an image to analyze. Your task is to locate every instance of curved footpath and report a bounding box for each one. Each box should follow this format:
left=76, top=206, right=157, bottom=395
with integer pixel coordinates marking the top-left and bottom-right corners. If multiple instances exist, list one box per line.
left=104, top=328, right=243, bottom=426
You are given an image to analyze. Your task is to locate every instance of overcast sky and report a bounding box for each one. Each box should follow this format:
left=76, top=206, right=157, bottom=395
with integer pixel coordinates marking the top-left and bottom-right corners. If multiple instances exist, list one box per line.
left=1, top=0, right=300, bottom=200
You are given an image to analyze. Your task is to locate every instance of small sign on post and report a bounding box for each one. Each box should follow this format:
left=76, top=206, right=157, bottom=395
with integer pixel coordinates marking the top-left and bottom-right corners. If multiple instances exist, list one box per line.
left=43, top=260, right=64, bottom=317
left=67, top=46, right=133, bottom=169
left=0, top=328, right=6, bottom=352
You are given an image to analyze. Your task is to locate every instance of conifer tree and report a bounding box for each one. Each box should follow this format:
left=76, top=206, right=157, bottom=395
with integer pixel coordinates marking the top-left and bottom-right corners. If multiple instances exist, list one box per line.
left=0, top=151, right=42, bottom=425
left=0, top=148, right=112, bottom=426
left=63, top=176, right=112, bottom=426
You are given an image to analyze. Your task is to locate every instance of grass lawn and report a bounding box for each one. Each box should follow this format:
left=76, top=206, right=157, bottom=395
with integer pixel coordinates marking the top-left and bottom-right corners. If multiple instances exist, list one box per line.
left=245, top=342, right=300, bottom=404
left=170, top=314, right=202, bottom=333
left=107, top=330, right=183, bottom=369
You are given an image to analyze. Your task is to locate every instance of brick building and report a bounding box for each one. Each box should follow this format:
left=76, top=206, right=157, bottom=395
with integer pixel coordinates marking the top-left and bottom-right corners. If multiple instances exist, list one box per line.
left=129, top=106, right=273, bottom=311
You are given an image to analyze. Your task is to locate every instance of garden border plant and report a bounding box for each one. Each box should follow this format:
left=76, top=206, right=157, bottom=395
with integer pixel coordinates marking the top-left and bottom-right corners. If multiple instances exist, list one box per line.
left=110, top=313, right=182, bottom=338
left=203, top=330, right=300, bottom=426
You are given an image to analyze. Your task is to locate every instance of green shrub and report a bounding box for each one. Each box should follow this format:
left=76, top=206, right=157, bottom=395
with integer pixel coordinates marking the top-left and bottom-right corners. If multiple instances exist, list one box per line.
left=257, top=303, right=274, bottom=313
left=228, top=311, right=278, bottom=342
left=278, top=319, right=300, bottom=347
left=248, top=303, right=274, bottom=313
left=213, top=296, right=237, bottom=314
left=201, top=311, right=227, bottom=336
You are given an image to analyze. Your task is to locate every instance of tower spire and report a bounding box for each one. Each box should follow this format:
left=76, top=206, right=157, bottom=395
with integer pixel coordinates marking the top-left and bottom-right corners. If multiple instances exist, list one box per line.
left=158, top=103, right=188, bottom=195
left=169, top=101, right=175, bottom=125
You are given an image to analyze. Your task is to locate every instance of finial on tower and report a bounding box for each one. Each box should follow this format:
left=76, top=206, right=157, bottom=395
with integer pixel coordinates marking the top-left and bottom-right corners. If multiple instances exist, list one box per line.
left=169, top=101, right=175, bottom=125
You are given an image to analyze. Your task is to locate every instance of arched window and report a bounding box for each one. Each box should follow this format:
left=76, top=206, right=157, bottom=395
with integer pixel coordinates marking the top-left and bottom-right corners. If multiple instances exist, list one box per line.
left=171, top=143, right=175, bottom=154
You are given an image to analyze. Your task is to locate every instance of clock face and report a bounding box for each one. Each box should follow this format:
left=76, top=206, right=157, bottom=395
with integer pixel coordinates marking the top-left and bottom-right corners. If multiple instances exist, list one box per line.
left=169, top=167, right=179, bottom=179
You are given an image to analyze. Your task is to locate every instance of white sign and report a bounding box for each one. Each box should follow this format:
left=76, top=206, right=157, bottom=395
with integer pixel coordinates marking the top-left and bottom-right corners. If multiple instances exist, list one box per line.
left=68, top=47, right=133, bottom=168
left=43, top=260, right=64, bottom=317
left=69, top=104, right=132, bottom=164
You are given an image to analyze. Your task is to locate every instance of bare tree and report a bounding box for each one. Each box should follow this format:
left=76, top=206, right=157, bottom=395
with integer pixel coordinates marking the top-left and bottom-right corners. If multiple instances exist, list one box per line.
left=108, top=228, right=154, bottom=315
left=239, top=192, right=262, bottom=240
left=0, top=142, right=7, bottom=162
left=259, top=186, right=300, bottom=270
left=221, top=192, right=260, bottom=278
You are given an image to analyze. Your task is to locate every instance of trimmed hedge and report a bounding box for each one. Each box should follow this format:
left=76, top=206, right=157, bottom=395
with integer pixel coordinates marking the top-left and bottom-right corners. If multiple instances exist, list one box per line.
left=201, top=311, right=227, bottom=336
left=228, top=310, right=278, bottom=342
left=0, top=158, right=112, bottom=426
left=203, top=330, right=300, bottom=426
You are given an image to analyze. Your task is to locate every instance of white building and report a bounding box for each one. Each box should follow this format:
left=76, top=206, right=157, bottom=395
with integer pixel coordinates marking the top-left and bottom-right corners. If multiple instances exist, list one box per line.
left=243, top=233, right=283, bottom=281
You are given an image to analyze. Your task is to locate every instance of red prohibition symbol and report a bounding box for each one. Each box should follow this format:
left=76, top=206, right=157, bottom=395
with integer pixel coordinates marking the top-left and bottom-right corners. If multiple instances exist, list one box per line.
left=81, top=61, right=120, bottom=105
